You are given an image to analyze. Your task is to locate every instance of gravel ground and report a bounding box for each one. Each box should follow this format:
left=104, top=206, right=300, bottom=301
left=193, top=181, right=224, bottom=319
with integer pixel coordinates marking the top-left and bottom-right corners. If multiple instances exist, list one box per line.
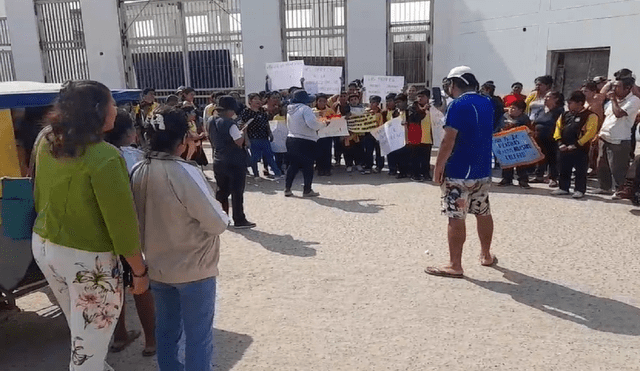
left=2, top=150, right=640, bottom=370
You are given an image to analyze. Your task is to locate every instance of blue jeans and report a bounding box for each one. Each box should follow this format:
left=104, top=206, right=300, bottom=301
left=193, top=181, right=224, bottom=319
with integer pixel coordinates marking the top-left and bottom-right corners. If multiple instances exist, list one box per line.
left=151, top=277, right=217, bottom=371
left=250, top=139, right=282, bottom=176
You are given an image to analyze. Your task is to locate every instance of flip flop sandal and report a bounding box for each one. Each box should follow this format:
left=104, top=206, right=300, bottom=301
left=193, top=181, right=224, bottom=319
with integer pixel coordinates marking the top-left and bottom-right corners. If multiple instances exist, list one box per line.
left=142, top=347, right=157, bottom=357
left=424, top=266, right=464, bottom=278
left=109, top=330, right=141, bottom=353
left=480, top=255, right=498, bottom=267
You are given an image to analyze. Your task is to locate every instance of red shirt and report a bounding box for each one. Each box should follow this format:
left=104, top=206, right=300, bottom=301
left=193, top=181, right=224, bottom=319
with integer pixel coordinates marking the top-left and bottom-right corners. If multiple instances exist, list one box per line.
left=407, top=122, right=422, bottom=145
left=503, top=93, right=526, bottom=108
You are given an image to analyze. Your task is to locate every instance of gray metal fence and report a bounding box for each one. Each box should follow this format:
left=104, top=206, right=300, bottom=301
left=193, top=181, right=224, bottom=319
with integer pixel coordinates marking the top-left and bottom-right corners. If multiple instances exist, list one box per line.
left=0, top=18, right=16, bottom=82
left=388, top=0, right=432, bottom=86
left=35, top=0, right=90, bottom=83
left=120, top=0, right=244, bottom=97
left=281, top=0, right=346, bottom=73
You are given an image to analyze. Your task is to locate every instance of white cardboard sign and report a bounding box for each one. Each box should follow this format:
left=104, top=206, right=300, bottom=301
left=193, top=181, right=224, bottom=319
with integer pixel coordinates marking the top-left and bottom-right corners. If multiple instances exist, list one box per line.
left=370, top=117, right=406, bottom=156
left=318, top=117, right=348, bottom=138
left=363, top=75, right=405, bottom=102
left=266, top=61, right=305, bottom=91
left=303, top=66, right=343, bottom=95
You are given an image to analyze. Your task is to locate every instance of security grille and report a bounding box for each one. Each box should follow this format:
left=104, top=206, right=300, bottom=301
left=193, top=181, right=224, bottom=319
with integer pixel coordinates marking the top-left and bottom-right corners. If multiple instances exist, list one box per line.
left=120, top=0, right=244, bottom=96
left=0, top=18, right=15, bottom=82
left=388, top=0, right=432, bottom=86
left=281, top=0, right=346, bottom=74
left=35, top=0, right=90, bottom=82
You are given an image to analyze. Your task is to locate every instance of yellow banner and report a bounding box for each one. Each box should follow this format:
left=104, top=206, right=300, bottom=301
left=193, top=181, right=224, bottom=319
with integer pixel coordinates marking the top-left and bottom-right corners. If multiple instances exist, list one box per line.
left=346, top=113, right=380, bottom=133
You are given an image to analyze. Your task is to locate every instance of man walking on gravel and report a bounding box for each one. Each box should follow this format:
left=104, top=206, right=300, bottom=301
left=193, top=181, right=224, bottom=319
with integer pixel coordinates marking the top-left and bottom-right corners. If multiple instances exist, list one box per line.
left=426, top=66, right=497, bottom=279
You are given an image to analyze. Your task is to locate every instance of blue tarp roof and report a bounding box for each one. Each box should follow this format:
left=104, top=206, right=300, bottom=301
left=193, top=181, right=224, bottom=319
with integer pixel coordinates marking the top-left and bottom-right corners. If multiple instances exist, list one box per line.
left=0, top=82, right=141, bottom=109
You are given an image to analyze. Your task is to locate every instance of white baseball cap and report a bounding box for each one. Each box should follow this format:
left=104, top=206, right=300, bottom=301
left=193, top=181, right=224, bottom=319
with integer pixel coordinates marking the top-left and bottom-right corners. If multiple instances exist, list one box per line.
left=447, top=66, right=474, bottom=84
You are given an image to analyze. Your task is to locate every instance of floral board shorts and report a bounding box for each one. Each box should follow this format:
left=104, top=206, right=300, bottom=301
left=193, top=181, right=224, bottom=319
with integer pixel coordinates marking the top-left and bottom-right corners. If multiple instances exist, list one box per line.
left=441, top=177, right=492, bottom=219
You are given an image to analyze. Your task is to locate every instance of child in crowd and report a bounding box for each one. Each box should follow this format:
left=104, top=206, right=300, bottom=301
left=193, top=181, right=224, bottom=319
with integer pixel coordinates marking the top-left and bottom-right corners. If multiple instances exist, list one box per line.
left=363, top=95, right=385, bottom=173
left=404, top=90, right=429, bottom=181
left=314, top=94, right=337, bottom=176
left=270, top=105, right=289, bottom=174
left=382, top=93, right=401, bottom=175
left=391, top=93, right=411, bottom=179
left=331, top=91, right=350, bottom=165
left=552, top=91, right=598, bottom=199
left=497, top=100, right=532, bottom=188
left=240, top=93, right=282, bottom=179
left=344, top=94, right=365, bottom=172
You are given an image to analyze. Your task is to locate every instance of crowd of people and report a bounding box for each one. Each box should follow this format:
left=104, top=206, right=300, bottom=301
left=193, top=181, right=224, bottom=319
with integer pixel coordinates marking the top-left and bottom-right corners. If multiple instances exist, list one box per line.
left=25, top=63, right=640, bottom=370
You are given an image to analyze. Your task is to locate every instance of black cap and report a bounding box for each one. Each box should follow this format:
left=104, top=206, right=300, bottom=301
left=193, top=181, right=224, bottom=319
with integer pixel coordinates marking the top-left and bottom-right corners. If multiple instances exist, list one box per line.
left=385, top=93, right=397, bottom=101
left=216, top=95, right=239, bottom=112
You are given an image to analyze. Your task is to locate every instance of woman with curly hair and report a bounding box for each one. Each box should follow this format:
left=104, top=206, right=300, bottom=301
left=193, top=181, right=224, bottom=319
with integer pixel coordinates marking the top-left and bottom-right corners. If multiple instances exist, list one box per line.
left=31, top=80, right=149, bottom=370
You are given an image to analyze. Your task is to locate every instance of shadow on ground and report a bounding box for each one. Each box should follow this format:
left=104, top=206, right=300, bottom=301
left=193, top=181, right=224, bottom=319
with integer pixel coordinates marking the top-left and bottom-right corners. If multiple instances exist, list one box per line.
left=466, top=266, right=640, bottom=336
left=213, top=328, right=253, bottom=371
left=231, top=228, right=319, bottom=257
left=307, top=197, right=386, bottom=214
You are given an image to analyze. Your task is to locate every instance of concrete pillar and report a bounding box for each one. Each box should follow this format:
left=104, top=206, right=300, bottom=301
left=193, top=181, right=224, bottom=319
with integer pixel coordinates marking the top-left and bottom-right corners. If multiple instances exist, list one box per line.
left=240, top=0, right=282, bottom=94
left=5, top=0, right=45, bottom=82
left=346, top=0, right=387, bottom=83
left=79, top=0, right=126, bottom=88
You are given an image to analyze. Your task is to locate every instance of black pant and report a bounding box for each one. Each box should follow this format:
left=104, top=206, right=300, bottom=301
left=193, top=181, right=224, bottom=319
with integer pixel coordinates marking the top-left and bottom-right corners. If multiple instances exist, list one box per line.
left=535, top=134, right=559, bottom=180
left=333, top=137, right=344, bottom=165
left=213, top=161, right=247, bottom=224
left=502, top=166, right=529, bottom=182
left=559, top=149, right=589, bottom=193
left=286, top=137, right=317, bottom=193
left=362, top=134, right=377, bottom=170
left=274, top=152, right=286, bottom=173
left=344, top=140, right=364, bottom=167
left=316, top=137, right=333, bottom=172
left=408, top=144, right=432, bottom=178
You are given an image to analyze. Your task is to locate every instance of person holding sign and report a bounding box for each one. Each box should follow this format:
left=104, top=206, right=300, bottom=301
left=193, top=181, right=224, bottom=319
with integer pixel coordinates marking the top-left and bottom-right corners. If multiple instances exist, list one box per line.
left=284, top=90, right=326, bottom=198
left=426, top=66, right=496, bottom=279
left=496, top=100, right=532, bottom=189
left=313, top=94, right=336, bottom=176
left=551, top=91, right=599, bottom=199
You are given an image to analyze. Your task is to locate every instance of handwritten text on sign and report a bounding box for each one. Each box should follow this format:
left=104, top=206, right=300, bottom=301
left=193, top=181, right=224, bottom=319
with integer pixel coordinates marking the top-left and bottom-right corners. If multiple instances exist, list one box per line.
left=318, top=117, right=348, bottom=138
left=266, top=61, right=304, bottom=91
left=371, top=118, right=406, bottom=156
left=492, top=126, right=544, bottom=168
left=363, top=75, right=405, bottom=102
left=304, top=66, right=343, bottom=95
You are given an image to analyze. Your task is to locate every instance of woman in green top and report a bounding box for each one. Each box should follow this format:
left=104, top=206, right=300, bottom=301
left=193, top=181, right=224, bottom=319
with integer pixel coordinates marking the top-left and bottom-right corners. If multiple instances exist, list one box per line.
left=31, top=80, right=148, bottom=371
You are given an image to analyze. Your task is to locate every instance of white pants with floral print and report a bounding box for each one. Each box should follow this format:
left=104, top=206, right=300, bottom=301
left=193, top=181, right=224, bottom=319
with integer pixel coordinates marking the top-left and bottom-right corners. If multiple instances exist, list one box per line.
left=32, top=234, right=123, bottom=371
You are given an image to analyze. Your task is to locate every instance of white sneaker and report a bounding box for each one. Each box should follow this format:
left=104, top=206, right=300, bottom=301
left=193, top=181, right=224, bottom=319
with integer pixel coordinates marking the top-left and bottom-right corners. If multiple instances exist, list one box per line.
left=356, top=165, right=363, bottom=172
left=572, top=191, right=585, bottom=199
left=346, top=166, right=353, bottom=173
left=273, top=175, right=284, bottom=181
left=551, top=189, right=570, bottom=196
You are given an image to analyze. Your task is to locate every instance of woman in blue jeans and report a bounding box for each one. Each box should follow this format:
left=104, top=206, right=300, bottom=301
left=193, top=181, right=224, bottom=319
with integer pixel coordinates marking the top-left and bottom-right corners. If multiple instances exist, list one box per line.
left=131, top=106, right=230, bottom=371
left=240, top=93, right=283, bottom=179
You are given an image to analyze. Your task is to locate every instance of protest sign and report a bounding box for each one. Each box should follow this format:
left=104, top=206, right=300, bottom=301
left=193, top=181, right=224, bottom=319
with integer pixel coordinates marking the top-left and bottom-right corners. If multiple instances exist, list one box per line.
left=371, top=117, right=406, bottom=156
left=266, top=61, right=304, bottom=91
left=363, top=75, right=405, bottom=102
left=303, top=66, right=343, bottom=95
left=492, top=126, right=544, bottom=168
left=346, top=113, right=380, bottom=133
left=318, top=117, right=348, bottom=138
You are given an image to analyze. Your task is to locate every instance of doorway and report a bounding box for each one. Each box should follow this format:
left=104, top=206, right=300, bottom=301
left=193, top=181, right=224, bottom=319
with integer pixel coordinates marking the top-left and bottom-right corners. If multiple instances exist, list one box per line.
left=550, top=48, right=610, bottom=98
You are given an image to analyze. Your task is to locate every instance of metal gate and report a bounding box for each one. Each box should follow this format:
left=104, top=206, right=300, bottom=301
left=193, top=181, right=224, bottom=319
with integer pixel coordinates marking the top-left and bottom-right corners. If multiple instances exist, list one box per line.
left=551, top=48, right=611, bottom=98
left=281, top=0, right=346, bottom=73
left=388, top=0, right=432, bottom=86
left=0, top=18, right=16, bottom=82
left=119, top=0, right=244, bottom=96
left=35, top=0, right=90, bottom=83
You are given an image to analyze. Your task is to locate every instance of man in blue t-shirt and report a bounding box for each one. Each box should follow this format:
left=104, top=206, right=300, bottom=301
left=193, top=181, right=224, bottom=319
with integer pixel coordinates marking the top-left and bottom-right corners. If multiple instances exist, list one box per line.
left=426, top=66, right=497, bottom=279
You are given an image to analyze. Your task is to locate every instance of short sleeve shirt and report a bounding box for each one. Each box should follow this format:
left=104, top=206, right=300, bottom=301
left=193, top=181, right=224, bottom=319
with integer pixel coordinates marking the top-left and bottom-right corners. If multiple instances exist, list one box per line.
left=444, top=92, right=494, bottom=179
left=240, top=108, right=271, bottom=139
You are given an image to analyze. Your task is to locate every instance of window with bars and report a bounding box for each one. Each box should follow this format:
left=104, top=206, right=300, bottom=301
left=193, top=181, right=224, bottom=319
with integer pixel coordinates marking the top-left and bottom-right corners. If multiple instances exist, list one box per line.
left=388, top=0, right=432, bottom=86
left=121, top=0, right=244, bottom=94
left=0, top=17, right=16, bottom=82
left=281, top=0, right=346, bottom=71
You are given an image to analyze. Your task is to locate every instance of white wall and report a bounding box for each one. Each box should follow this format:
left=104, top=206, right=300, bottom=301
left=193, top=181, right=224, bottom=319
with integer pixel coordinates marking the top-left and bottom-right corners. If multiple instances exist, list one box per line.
left=79, top=0, right=126, bottom=89
left=432, top=0, right=640, bottom=95
left=241, top=0, right=282, bottom=94
left=346, top=0, right=387, bottom=83
left=4, top=0, right=44, bottom=82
